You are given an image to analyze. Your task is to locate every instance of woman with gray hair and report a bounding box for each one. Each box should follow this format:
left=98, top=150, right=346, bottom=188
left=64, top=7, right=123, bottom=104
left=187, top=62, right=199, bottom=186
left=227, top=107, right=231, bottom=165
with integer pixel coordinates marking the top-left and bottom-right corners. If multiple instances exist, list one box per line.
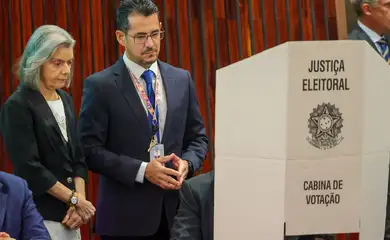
left=0, top=25, right=95, bottom=239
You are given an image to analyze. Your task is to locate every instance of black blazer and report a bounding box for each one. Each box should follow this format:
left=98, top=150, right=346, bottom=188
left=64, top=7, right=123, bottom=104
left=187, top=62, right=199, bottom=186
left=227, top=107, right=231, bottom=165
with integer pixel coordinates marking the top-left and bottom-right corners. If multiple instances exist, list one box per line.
left=0, top=84, right=88, bottom=222
left=170, top=171, right=214, bottom=240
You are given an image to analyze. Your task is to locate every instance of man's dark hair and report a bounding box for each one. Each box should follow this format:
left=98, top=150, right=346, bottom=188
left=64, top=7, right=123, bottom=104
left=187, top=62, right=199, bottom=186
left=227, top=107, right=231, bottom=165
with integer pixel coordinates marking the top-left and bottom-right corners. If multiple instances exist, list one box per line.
left=351, top=0, right=378, bottom=17
left=116, top=0, right=159, bottom=32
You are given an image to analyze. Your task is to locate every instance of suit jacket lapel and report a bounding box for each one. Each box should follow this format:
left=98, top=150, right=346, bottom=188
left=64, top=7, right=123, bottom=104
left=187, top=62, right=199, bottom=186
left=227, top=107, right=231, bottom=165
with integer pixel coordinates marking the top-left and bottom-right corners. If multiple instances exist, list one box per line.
left=113, top=58, right=150, bottom=138
left=22, top=86, right=64, bottom=140
left=355, top=25, right=381, bottom=54
left=158, top=61, right=176, bottom=144
left=385, top=35, right=390, bottom=49
left=0, top=182, right=7, bottom=229
left=21, top=86, right=71, bottom=161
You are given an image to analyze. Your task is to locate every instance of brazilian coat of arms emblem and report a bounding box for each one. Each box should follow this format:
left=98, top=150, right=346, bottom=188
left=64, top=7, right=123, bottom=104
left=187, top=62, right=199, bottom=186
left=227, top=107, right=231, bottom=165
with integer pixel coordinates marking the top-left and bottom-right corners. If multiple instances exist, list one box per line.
left=306, top=103, right=344, bottom=150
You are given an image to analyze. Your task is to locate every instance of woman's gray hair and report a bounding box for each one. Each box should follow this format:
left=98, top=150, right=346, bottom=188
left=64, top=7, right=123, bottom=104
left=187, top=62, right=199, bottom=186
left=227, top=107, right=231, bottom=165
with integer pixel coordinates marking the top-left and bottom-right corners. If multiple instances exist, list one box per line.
left=16, top=25, right=75, bottom=90
left=350, top=0, right=379, bottom=17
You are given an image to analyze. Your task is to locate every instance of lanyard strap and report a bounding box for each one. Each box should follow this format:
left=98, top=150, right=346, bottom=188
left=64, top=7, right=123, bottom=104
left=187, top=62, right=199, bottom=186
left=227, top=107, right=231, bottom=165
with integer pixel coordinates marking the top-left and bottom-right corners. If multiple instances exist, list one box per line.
left=130, top=71, right=161, bottom=143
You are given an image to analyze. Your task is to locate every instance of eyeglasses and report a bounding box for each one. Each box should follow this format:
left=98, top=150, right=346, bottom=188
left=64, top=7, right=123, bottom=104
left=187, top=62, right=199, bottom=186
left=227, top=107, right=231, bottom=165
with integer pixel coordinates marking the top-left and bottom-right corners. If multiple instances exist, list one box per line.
left=126, top=31, right=165, bottom=44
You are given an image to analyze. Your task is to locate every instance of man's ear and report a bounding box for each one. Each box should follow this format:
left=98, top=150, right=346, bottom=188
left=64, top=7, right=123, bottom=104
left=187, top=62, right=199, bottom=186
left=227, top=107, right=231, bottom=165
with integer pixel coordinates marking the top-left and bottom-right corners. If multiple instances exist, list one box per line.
left=115, top=30, right=126, bottom=47
left=361, top=3, right=373, bottom=16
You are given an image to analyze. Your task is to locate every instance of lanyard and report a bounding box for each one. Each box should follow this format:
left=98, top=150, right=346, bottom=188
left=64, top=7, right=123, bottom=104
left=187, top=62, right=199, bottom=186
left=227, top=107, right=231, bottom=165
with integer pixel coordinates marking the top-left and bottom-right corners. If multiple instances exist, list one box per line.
left=129, top=70, right=161, bottom=143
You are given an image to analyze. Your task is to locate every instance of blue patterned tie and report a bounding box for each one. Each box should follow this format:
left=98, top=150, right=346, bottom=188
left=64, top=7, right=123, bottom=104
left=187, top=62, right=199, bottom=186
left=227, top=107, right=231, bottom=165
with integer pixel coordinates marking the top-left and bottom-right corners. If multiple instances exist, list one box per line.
left=141, top=70, right=155, bottom=107
left=377, top=38, right=390, bottom=64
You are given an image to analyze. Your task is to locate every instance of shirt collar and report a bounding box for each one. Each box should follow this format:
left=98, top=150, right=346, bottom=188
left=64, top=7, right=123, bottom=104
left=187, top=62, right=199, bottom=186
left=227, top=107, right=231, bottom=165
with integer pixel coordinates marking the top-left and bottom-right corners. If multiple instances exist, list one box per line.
left=122, top=53, right=158, bottom=79
left=358, top=20, right=382, bottom=43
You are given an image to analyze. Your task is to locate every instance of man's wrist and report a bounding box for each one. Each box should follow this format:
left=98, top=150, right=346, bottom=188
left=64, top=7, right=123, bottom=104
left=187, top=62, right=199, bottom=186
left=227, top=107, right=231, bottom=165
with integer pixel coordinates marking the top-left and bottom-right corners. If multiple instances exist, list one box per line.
left=136, top=162, right=148, bottom=183
left=184, top=160, right=193, bottom=175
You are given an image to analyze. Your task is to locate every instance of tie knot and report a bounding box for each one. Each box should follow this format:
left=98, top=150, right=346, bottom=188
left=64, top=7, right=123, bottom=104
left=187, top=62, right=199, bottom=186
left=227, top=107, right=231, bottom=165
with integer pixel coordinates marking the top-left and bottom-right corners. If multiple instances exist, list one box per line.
left=141, top=70, right=154, bottom=85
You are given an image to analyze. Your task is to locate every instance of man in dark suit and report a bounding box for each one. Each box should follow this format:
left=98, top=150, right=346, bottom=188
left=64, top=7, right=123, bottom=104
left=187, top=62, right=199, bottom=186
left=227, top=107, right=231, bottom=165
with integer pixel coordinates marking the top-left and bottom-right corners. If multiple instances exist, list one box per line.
left=170, top=171, right=214, bottom=240
left=78, top=0, right=208, bottom=239
left=348, top=0, right=390, bottom=58
left=348, top=1, right=390, bottom=238
left=0, top=171, right=50, bottom=240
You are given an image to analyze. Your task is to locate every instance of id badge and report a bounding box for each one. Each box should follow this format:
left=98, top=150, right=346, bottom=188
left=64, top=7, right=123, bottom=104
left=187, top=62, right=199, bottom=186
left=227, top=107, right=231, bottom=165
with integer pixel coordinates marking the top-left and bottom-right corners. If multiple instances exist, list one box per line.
left=150, top=144, right=164, bottom=161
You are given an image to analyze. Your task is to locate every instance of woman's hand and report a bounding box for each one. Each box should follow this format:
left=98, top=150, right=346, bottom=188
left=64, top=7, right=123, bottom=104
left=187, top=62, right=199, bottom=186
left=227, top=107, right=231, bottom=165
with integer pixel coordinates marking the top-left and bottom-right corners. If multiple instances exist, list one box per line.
left=75, top=193, right=95, bottom=223
left=61, top=207, right=83, bottom=229
left=0, top=232, right=15, bottom=240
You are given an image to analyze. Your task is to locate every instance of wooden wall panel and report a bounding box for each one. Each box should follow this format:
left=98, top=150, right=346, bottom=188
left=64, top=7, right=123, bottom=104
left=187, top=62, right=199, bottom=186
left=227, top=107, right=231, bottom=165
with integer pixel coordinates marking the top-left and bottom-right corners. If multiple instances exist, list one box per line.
left=313, top=0, right=328, bottom=40
left=264, top=0, right=278, bottom=48
left=0, top=0, right=343, bottom=239
left=10, top=0, right=22, bottom=93
left=56, top=0, right=68, bottom=30
left=276, top=0, right=289, bottom=44
left=251, top=0, right=265, bottom=53
left=45, top=0, right=56, bottom=24
left=32, top=0, right=45, bottom=30
left=177, top=1, right=192, bottom=72
left=20, top=0, right=33, bottom=46
left=67, top=0, right=83, bottom=111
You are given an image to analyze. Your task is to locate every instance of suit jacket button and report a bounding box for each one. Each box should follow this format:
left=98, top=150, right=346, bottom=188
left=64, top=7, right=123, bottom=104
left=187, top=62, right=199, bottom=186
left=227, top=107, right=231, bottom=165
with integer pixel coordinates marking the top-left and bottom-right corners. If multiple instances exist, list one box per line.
left=67, top=177, right=73, bottom=183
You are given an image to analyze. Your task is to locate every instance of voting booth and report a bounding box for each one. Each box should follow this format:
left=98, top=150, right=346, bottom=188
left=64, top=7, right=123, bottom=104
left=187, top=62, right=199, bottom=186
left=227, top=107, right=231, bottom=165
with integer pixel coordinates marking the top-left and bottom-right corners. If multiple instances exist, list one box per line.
left=214, top=41, right=390, bottom=240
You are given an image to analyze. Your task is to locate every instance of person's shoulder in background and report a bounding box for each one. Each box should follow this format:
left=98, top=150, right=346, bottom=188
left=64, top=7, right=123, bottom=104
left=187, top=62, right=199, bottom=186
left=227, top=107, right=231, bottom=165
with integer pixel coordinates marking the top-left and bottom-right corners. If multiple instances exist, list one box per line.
left=186, top=170, right=214, bottom=189
left=348, top=24, right=362, bottom=40
left=0, top=171, right=50, bottom=240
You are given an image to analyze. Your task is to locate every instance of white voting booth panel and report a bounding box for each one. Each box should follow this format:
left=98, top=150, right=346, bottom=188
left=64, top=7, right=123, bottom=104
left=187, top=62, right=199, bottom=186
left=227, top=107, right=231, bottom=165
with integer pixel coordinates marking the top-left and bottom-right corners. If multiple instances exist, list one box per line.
left=214, top=40, right=390, bottom=240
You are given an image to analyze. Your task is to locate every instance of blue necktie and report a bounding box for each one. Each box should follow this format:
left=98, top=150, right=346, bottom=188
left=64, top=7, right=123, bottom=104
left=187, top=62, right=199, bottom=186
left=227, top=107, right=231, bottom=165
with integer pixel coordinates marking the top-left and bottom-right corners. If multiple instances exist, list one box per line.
left=377, top=38, right=390, bottom=64
left=141, top=69, right=159, bottom=137
left=141, top=70, right=155, bottom=107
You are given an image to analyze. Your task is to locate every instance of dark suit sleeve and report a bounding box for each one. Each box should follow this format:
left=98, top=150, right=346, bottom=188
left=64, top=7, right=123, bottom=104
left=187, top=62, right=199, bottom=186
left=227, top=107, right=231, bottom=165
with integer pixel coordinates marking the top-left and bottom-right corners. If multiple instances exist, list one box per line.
left=170, top=181, right=201, bottom=240
left=73, top=134, right=89, bottom=181
left=67, top=94, right=89, bottom=181
left=0, top=99, right=58, bottom=195
left=181, top=72, right=208, bottom=176
left=78, top=77, right=143, bottom=187
left=21, top=180, right=51, bottom=240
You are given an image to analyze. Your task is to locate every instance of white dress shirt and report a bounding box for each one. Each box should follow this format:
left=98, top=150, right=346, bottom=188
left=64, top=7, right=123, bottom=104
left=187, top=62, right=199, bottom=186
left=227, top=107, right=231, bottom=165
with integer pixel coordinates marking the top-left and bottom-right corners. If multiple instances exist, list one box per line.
left=358, top=20, right=383, bottom=53
left=123, top=54, right=167, bottom=183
